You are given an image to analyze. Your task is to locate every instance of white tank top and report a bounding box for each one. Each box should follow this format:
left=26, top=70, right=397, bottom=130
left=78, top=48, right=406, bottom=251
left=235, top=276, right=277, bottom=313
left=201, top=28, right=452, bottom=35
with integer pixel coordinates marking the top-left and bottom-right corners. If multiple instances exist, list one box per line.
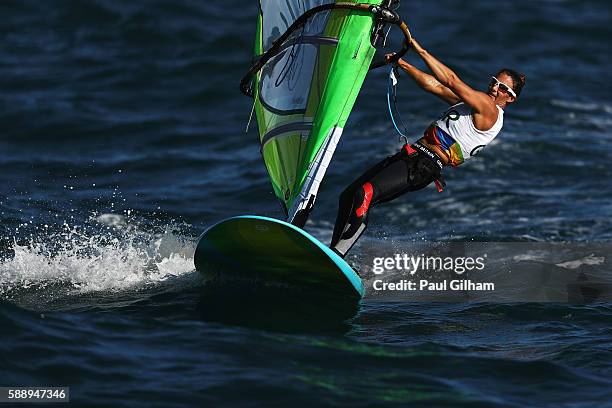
left=425, top=102, right=504, bottom=166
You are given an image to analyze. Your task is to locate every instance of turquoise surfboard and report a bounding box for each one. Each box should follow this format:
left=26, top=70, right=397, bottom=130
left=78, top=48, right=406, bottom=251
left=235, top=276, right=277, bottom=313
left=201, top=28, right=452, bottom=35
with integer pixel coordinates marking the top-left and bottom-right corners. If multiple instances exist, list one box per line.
left=194, top=215, right=364, bottom=299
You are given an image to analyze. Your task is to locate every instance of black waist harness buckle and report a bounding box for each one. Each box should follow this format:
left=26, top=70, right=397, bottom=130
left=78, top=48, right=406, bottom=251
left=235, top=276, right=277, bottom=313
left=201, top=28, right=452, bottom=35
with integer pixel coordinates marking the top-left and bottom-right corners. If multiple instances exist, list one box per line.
left=407, top=142, right=446, bottom=193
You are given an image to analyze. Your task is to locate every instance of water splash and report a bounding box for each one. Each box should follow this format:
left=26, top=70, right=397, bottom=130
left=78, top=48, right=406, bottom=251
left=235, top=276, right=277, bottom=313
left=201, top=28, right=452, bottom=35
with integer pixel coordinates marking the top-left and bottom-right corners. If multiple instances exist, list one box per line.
left=0, top=213, right=196, bottom=301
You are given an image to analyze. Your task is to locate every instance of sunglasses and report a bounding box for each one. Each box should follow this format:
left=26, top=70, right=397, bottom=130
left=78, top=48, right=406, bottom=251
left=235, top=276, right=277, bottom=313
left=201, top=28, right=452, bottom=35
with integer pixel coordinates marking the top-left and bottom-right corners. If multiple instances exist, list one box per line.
left=490, top=76, right=516, bottom=98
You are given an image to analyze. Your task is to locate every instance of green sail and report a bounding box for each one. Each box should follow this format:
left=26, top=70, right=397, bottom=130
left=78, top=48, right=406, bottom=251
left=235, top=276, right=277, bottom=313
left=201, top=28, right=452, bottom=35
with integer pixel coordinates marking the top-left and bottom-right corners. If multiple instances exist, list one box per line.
left=253, top=0, right=383, bottom=226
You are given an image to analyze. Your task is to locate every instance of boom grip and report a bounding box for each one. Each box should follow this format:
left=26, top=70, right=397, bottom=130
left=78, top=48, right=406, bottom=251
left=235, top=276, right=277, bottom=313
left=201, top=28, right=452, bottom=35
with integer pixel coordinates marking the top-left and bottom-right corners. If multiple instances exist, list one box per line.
left=370, top=21, right=412, bottom=71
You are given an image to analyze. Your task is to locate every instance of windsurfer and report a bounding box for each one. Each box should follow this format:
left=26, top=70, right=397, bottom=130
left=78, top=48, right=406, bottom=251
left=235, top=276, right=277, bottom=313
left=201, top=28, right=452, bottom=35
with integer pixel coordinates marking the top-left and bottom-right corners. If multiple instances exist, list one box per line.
left=330, top=37, right=525, bottom=257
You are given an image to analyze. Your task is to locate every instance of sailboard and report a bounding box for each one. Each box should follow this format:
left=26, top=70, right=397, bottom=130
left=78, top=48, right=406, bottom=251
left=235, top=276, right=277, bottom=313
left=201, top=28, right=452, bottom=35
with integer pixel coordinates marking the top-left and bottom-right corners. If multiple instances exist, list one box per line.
left=194, top=215, right=364, bottom=299
left=194, top=1, right=412, bottom=300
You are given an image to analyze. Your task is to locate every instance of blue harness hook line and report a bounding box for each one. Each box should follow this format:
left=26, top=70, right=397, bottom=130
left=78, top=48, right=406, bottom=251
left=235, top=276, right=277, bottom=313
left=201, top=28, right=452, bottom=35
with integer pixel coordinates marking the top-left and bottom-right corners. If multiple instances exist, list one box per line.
left=386, top=65, right=410, bottom=145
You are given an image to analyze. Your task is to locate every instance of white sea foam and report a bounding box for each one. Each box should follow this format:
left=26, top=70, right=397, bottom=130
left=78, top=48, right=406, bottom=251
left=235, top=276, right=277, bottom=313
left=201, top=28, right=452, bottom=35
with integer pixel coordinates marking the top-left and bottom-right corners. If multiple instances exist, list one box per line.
left=512, top=250, right=551, bottom=262
left=555, top=254, right=605, bottom=270
left=0, top=214, right=196, bottom=298
left=550, top=99, right=602, bottom=112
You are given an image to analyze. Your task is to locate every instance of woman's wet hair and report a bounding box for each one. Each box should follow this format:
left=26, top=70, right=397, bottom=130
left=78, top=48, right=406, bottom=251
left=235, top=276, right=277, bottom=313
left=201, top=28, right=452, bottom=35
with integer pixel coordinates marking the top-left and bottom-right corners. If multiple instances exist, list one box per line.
left=497, top=68, right=526, bottom=98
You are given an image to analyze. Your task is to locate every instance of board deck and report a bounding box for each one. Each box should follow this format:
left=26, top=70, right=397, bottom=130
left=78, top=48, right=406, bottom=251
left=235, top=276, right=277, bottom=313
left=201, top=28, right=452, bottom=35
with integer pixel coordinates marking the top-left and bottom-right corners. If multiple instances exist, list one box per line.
left=194, top=215, right=363, bottom=299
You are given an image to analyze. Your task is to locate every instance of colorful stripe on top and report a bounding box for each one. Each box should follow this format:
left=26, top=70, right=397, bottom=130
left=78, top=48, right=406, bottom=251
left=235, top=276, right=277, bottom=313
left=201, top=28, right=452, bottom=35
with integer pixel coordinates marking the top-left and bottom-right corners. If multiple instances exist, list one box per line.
left=423, top=125, right=465, bottom=166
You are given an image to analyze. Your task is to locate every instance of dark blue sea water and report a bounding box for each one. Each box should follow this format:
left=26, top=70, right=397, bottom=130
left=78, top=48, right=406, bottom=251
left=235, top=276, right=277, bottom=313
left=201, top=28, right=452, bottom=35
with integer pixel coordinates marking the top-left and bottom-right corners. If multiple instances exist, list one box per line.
left=1, top=1, right=611, bottom=406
